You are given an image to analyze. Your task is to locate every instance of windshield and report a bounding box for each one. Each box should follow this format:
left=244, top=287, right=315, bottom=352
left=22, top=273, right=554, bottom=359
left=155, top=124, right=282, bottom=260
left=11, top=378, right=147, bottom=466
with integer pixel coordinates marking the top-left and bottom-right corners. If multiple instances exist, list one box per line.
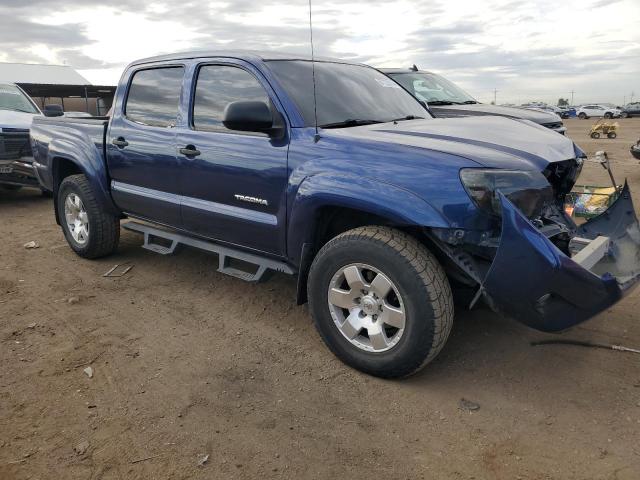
left=387, top=72, right=477, bottom=105
left=0, top=84, right=39, bottom=114
left=267, top=61, right=428, bottom=128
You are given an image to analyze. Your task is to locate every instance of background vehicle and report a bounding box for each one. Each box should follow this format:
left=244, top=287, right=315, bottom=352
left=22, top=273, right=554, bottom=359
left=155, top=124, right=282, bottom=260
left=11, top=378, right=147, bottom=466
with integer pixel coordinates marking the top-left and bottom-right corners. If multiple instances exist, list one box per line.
left=30, top=52, right=640, bottom=378
left=0, top=83, right=43, bottom=192
left=524, top=104, right=574, bottom=119
left=381, top=68, right=567, bottom=134
left=621, top=102, right=640, bottom=118
left=589, top=119, right=618, bottom=139
left=576, top=104, right=622, bottom=119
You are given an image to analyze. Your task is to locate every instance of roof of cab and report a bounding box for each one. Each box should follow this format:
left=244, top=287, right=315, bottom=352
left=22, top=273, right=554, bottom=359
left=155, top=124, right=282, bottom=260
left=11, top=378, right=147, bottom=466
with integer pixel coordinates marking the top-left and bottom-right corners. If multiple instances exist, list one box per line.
left=129, top=50, right=362, bottom=67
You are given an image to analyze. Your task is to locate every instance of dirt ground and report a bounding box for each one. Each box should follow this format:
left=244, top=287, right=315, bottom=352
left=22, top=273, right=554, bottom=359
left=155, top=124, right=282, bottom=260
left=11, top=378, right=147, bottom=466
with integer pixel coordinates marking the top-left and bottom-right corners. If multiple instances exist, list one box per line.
left=1, top=118, right=640, bottom=480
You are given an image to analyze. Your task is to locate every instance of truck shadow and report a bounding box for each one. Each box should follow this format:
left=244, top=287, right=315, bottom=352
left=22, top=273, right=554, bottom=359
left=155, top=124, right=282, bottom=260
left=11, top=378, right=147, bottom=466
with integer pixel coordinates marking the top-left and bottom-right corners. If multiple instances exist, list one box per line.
left=0, top=187, right=50, bottom=206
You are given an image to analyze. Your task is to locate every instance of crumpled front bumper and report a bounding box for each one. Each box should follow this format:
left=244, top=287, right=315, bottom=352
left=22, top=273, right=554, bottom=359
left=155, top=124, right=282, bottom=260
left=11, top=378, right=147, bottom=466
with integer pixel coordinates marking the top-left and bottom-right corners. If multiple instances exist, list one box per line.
left=482, top=182, right=640, bottom=332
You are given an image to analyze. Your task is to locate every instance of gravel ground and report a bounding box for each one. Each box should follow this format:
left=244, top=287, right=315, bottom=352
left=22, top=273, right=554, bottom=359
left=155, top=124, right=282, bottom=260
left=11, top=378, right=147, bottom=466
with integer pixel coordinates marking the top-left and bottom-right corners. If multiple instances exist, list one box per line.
left=1, top=118, right=639, bottom=479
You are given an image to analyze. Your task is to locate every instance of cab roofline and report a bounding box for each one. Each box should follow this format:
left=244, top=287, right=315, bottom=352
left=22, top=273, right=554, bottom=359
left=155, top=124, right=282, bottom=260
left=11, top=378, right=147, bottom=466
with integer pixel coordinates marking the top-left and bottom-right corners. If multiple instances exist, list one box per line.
left=128, top=50, right=365, bottom=68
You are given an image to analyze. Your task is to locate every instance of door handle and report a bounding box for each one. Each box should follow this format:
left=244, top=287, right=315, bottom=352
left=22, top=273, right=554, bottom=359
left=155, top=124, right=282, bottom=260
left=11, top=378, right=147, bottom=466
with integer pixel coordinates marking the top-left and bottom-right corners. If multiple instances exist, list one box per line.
left=179, top=145, right=201, bottom=157
left=112, top=137, right=129, bottom=148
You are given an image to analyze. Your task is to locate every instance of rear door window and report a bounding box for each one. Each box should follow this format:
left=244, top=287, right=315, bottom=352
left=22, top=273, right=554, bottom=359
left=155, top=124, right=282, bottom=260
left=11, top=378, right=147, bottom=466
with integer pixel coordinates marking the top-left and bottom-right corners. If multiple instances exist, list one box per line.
left=192, top=65, right=270, bottom=132
left=125, top=67, right=184, bottom=127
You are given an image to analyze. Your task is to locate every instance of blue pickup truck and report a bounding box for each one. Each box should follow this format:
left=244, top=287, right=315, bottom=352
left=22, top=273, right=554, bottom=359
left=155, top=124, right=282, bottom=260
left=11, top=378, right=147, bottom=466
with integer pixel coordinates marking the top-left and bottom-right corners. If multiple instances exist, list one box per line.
left=30, top=51, right=640, bottom=378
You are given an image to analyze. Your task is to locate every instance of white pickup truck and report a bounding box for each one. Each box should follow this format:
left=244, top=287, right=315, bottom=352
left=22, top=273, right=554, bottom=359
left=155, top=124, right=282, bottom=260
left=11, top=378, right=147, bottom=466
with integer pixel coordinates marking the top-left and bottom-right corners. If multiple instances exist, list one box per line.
left=0, top=83, right=43, bottom=191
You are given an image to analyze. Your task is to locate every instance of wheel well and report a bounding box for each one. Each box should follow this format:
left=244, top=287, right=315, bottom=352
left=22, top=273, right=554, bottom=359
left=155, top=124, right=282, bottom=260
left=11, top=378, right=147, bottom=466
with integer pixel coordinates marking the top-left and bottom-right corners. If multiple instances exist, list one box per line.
left=313, top=206, right=398, bottom=250
left=295, top=206, right=419, bottom=305
left=53, top=157, right=83, bottom=190
left=51, top=157, right=83, bottom=225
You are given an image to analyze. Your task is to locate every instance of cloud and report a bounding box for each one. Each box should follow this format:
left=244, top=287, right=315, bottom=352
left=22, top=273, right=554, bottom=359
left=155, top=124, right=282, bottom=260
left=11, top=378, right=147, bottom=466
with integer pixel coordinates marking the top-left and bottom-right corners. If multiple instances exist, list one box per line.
left=0, top=0, right=637, bottom=105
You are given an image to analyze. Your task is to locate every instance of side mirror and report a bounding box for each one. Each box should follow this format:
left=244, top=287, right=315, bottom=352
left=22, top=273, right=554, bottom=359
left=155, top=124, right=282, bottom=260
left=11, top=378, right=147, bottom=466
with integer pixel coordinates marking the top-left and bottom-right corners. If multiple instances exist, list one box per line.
left=43, top=105, right=64, bottom=117
left=222, top=101, right=274, bottom=133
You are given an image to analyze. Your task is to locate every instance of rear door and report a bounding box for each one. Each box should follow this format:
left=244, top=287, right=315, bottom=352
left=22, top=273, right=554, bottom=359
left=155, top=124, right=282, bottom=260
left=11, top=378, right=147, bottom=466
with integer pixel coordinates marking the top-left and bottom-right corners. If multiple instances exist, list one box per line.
left=175, top=61, right=289, bottom=255
left=107, top=65, right=185, bottom=225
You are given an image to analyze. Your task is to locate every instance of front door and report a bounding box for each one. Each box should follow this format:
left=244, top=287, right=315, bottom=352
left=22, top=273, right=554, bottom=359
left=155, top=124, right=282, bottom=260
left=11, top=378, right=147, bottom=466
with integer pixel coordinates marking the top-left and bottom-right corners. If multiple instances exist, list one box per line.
left=107, top=65, right=185, bottom=226
left=175, top=62, right=289, bottom=255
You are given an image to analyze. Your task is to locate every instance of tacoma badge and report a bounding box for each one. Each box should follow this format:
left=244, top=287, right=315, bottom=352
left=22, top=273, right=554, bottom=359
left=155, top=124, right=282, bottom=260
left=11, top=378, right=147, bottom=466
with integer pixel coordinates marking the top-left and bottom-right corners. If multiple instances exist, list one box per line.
left=234, top=194, right=268, bottom=206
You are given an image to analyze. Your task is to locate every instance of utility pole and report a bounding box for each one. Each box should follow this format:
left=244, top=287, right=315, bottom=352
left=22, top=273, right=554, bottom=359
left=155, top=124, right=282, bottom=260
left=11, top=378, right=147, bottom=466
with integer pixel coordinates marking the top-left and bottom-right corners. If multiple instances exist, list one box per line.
left=570, top=90, right=575, bottom=106
left=631, top=91, right=635, bottom=104
left=493, top=89, right=498, bottom=105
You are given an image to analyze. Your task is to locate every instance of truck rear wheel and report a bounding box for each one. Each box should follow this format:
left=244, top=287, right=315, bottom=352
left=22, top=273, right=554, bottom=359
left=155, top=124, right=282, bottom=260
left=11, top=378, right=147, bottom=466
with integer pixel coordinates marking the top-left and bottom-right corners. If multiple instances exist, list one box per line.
left=307, top=226, right=454, bottom=378
left=57, top=174, right=120, bottom=259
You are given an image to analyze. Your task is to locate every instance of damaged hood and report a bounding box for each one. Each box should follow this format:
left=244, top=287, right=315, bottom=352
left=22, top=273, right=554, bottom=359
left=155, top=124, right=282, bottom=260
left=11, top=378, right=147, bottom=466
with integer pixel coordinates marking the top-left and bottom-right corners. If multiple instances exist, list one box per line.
left=325, top=116, right=578, bottom=171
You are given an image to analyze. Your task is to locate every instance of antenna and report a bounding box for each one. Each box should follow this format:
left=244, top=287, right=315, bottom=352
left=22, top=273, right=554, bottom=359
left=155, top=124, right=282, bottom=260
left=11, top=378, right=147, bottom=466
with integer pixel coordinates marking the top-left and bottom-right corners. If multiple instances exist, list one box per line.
left=308, top=0, right=320, bottom=142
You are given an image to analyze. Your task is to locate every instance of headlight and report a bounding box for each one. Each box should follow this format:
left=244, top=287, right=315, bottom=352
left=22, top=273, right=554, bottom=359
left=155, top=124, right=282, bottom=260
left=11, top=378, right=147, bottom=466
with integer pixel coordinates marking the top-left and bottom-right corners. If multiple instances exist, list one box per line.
left=460, top=169, right=554, bottom=217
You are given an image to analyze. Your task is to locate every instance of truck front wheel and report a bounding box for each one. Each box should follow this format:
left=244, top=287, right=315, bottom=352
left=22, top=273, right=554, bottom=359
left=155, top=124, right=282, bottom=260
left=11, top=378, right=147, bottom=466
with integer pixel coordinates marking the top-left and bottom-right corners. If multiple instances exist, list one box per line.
left=57, top=174, right=120, bottom=259
left=307, top=226, right=454, bottom=378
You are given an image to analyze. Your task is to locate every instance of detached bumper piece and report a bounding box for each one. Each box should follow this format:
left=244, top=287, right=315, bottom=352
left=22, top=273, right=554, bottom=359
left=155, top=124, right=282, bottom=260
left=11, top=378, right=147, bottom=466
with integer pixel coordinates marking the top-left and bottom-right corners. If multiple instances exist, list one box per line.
left=483, top=182, right=640, bottom=332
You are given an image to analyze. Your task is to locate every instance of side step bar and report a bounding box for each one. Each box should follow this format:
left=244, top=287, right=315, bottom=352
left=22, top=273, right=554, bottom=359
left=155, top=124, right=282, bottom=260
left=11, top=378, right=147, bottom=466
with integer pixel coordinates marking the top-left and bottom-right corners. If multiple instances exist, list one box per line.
left=122, top=221, right=294, bottom=282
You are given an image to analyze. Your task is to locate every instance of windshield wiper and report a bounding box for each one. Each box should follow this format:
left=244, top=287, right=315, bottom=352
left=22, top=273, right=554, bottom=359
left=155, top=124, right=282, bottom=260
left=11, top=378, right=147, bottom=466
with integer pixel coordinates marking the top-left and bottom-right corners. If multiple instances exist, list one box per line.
left=427, top=100, right=460, bottom=106
left=320, top=119, right=383, bottom=129
left=461, top=100, right=479, bottom=104
left=391, top=115, right=425, bottom=122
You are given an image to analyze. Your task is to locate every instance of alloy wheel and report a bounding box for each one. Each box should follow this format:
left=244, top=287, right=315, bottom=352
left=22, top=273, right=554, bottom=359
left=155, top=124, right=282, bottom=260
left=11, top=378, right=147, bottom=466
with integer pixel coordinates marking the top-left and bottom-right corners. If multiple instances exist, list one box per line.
left=64, top=193, right=90, bottom=245
left=327, top=263, right=406, bottom=353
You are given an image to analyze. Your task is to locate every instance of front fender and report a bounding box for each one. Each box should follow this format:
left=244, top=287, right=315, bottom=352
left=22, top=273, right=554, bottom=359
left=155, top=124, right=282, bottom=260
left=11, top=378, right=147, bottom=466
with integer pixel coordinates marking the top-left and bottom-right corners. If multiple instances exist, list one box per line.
left=287, top=173, right=450, bottom=264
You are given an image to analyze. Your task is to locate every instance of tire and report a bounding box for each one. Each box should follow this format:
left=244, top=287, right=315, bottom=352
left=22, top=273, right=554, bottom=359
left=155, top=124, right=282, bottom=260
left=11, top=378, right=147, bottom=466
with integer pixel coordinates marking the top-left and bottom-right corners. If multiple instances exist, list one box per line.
left=604, top=112, right=613, bottom=119
left=607, top=132, right=617, bottom=139
left=591, top=132, right=601, bottom=139
left=578, top=112, right=587, bottom=119
left=307, top=226, right=454, bottom=378
left=621, top=112, right=629, bottom=119
left=0, top=184, right=22, bottom=191
left=57, top=174, right=120, bottom=259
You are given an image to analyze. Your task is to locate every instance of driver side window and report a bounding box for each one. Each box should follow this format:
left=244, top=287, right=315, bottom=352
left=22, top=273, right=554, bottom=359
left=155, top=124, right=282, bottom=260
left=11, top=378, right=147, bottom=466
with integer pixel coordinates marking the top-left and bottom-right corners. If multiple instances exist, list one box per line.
left=192, top=65, right=270, bottom=133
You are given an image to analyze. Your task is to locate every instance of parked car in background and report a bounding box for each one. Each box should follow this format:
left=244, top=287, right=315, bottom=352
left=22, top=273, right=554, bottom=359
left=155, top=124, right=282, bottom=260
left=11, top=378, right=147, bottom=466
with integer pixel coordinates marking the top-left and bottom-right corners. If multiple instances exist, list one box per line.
left=621, top=103, right=640, bottom=118
left=381, top=68, right=567, bottom=134
left=0, top=83, right=43, bottom=192
left=523, top=105, right=571, bottom=119
left=557, top=106, right=576, bottom=118
left=576, top=104, right=622, bottom=119
left=31, top=51, right=640, bottom=378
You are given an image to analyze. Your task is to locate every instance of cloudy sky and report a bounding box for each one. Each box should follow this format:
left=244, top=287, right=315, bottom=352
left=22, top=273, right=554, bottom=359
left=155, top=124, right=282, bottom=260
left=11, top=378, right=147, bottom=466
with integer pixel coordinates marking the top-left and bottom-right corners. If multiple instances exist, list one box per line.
left=1, top=0, right=638, bottom=105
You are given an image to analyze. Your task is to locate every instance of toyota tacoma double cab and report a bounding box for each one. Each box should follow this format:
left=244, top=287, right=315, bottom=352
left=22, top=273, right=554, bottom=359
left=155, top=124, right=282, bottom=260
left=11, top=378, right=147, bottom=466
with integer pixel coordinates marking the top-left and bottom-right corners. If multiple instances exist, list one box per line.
left=30, top=52, right=640, bottom=378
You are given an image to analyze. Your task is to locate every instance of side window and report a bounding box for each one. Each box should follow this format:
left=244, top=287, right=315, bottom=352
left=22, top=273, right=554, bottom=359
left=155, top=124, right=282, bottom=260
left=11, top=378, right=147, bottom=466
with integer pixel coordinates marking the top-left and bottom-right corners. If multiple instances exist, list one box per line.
left=192, top=65, right=270, bottom=132
left=125, top=67, right=184, bottom=127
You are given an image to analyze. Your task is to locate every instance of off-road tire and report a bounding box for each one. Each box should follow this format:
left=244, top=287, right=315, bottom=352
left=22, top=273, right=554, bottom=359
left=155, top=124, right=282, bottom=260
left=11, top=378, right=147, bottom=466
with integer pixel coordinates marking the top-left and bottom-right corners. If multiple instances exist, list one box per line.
left=607, top=132, right=617, bottom=139
left=307, top=226, right=454, bottom=378
left=57, top=174, right=120, bottom=259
